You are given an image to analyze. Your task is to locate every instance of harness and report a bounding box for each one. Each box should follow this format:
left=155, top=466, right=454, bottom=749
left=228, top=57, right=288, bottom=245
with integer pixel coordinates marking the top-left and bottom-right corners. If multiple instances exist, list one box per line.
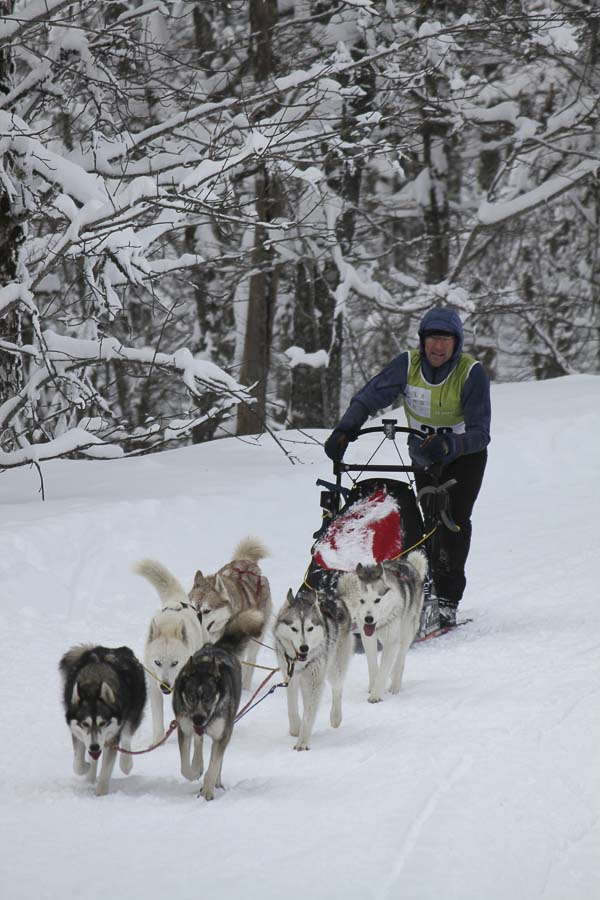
left=160, top=600, right=204, bottom=626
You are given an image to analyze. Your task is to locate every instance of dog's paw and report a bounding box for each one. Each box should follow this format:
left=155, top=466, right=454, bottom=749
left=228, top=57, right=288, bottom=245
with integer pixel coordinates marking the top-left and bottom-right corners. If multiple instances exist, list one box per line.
left=73, top=759, right=90, bottom=776
left=330, top=711, right=342, bottom=728
left=95, top=782, right=110, bottom=797
left=368, top=693, right=383, bottom=703
left=181, top=765, right=201, bottom=782
left=389, top=684, right=401, bottom=695
left=199, top=785, right=215, bottom=801
left=120, top=754, right=134, bottom=775
left=293, top=741, right=310, bottom=751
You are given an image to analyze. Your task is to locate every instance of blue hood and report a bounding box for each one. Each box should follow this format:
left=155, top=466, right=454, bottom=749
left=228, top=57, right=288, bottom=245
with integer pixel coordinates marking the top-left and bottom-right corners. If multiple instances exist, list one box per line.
left=418, top=307, right=464, bottom=383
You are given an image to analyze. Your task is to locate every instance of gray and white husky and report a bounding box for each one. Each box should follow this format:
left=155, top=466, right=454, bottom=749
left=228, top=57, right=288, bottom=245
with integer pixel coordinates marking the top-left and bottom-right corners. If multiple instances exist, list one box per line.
left=338, top=549, right=428, bottom=703
left=134, top=559, right=206, bottom=743
left=59, top=644, right=147, bottom=796
left=188, top=537, right=272, bottom=690
left=273, top=587, right=352, bottom=751
left=172, top=609, right=265, bottom=801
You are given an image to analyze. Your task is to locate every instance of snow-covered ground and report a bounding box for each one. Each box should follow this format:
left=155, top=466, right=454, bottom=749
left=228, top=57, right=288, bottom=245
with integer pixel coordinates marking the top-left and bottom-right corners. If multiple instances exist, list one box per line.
left=1, top=374, right=598, bottom=900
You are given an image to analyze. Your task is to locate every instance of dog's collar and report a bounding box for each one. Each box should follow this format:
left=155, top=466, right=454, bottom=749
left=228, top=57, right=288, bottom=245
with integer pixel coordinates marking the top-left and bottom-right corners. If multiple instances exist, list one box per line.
left=284, top=651, right=310, bottom=677
left=284, top=654, right=297, bottom=680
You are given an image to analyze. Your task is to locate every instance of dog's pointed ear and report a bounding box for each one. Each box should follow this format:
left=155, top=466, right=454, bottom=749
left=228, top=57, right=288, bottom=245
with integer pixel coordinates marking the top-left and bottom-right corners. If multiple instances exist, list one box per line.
left=356, top=563, right=364, bottom=576
left=100, top=681, right=115, bottom=705
left=215, top=574, right=227, bottom=594
left=71, top=682, right=80, bottom=706
left=180, top=657, right=193, bottom=678
left=180, top=623, right=188, bottom=642
left=286, top=588, right=296, bottom=605
left=148, top=619, right=157, bottom=641
left=374, top=563, right=384, bottom=578
left=193, top=570, right=204, bottom=587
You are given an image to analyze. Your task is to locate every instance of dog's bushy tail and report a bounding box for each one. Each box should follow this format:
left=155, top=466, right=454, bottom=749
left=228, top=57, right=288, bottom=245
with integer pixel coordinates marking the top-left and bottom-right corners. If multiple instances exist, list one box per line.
left=405, top=549, right=429, bottom=582
left=217, top=609, right=265, bottom=655
left=59, top=644, right=95, bottom=678
left=133, top=559, right=188, bottom=604
left=231, top=536, right=269, bottom=563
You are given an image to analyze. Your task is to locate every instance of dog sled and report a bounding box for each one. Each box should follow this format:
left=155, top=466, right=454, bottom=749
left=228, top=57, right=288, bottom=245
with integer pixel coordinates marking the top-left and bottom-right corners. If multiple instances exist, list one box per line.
left=302, top=419, right=462, bottom=642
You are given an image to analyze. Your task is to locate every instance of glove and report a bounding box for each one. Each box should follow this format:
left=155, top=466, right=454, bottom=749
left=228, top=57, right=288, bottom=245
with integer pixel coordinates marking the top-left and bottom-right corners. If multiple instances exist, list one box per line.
left=410, top=433, right=457, bottom=467
left=420, top=434, right=452, bottom=463
left=324, top=428, right=351, bottom=462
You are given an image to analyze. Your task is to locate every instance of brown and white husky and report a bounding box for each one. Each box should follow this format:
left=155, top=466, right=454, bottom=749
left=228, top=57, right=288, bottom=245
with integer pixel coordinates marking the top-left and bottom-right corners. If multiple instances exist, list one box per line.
left=188, top=537, right=272, bottom=690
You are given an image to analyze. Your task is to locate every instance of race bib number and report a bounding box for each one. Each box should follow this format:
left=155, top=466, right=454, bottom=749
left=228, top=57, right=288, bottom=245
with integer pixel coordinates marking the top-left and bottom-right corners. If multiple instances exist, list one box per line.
left=405, top=384, right=431, bottom=418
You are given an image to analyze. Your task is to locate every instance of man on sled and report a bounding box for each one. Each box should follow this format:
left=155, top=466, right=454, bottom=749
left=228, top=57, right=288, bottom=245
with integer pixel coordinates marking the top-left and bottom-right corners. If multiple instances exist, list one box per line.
left=324, top=307, right=491, bottom=632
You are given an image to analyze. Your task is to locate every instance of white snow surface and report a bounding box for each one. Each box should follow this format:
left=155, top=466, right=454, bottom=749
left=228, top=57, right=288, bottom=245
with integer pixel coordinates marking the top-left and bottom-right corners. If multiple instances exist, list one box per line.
left=0, top=374, right=599, bottom=900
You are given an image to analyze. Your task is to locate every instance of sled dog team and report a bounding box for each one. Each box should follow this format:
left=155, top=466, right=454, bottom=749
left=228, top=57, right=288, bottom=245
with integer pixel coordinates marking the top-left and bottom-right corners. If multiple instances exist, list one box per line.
left=60, top=537, right=428, bottom=799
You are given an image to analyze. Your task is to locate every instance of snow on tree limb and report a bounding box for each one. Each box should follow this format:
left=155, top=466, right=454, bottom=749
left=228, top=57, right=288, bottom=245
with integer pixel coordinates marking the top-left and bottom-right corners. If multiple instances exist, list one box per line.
left=0, top=330, right=251, bottom=467
left=477, top=158, right=600, bottom=226
left=0, top=0, right=76, bottom=45
left=0, top=428, right=119, bottom=468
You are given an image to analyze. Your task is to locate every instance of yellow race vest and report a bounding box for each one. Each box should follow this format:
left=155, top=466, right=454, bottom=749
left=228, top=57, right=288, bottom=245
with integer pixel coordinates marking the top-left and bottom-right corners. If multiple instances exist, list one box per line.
left=404, top=349, right=477, bottom=436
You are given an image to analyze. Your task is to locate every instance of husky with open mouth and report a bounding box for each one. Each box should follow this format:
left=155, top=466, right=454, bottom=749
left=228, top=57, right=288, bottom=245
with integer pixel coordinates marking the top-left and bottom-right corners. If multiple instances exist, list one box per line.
left=172, top=609, right=264, bottom=801
left=338, top=549, right=428, bottom=702
left=273, top=586, right=352, bottom=751
left=59, top=644, right=146, bottom=796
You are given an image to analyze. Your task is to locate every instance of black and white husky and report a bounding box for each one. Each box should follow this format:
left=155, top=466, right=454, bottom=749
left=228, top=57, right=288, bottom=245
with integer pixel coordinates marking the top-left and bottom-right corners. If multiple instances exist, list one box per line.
left=338, top=549, right=428, bottom=703
left=172, top=609, right=264, bottom=801
left=59, top=645, right=146, bottom=796
left=273, top=587, right=353, bottom=751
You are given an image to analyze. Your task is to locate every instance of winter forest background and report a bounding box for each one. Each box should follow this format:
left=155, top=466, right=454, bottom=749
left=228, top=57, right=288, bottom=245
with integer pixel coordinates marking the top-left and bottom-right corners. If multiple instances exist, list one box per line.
left=1, top=0, right=599, bottom=469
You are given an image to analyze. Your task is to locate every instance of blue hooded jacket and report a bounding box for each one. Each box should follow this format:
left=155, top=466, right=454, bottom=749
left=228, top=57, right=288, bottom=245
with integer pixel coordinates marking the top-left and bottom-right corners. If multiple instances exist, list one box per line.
left=336, top=307, right=491, bottom=464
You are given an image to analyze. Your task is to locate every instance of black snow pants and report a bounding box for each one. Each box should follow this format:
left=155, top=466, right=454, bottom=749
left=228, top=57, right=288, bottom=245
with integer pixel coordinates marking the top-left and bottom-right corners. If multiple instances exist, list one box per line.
left=415, top=449, right=487, bottom=608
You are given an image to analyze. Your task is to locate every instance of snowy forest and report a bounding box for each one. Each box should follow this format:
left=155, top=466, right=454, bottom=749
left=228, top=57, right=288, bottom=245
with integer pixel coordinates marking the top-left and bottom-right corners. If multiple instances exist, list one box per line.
left=0, top=0, right=598, bottom=468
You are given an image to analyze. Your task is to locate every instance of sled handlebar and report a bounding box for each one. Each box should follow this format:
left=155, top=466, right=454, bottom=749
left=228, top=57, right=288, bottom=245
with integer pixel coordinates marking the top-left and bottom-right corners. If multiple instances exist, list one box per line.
left=335, top=463, right=416, bottom=473
left=355, top=420, right=420, bottom=440
left=333, top=419, right=424, bottom=475
left=324, top=420, right=460, bottom=532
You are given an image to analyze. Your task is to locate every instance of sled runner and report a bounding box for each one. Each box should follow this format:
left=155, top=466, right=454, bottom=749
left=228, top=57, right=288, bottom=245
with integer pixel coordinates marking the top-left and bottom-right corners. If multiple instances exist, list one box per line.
left=301, top=419, right=464, bottom=641
left=413, top=618, right=472, bottom=644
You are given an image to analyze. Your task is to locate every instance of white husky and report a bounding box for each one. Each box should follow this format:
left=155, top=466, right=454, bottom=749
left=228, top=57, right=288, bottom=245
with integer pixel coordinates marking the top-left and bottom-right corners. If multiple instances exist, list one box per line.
left=338, top=549, right=428, bottom=703
left=134, top=559, right=206, bottom=743
left=273, top=587, right=352, bottom=750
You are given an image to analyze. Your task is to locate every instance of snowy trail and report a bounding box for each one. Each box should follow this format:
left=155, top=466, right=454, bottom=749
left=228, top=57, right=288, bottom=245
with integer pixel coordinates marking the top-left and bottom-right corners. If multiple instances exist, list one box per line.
left=0, top=375, right=599, bottom=900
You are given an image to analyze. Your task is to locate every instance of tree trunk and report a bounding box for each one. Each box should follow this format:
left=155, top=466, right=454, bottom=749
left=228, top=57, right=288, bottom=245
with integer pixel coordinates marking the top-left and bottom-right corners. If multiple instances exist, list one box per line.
left=422, top=121, right=450, bottom=285
left=236, top=0, right=280, bottom=436
left=288, top=259, right=337, bottom=428
left=236, top=166, right=283, bottom=435
left=249, top=0, right=277, bottom=81
left=0, top=0, right=25, bottom=410
left=289, top=43, right=373, bottom=427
